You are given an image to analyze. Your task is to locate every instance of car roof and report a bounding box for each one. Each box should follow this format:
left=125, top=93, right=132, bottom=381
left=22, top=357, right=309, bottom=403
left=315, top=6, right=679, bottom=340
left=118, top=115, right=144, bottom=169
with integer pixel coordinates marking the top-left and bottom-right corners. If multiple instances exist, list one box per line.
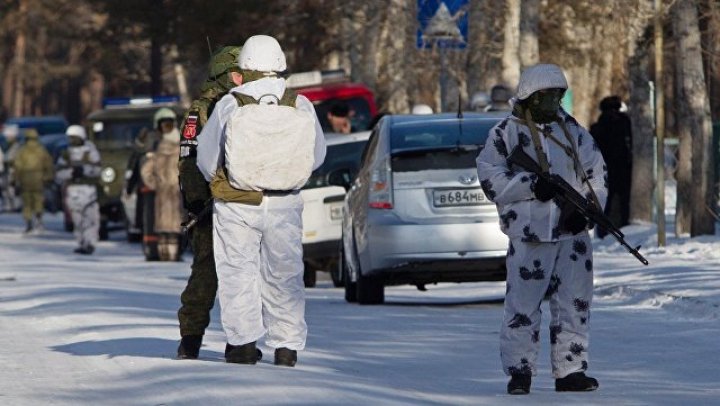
left=324, top=130, right=372, bottom=146
left=385, top=112, right=508, bottom=128
left=5, top=115, right=67, bottom=125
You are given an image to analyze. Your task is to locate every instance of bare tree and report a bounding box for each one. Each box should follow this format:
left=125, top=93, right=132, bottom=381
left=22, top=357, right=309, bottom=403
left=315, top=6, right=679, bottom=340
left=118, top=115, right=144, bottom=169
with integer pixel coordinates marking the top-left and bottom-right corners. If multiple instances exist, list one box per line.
left=673, top=0, right=715, bottom=236
left=519, top=0, right=540, bottom=70
left=501, top=0, right=521, bottom=86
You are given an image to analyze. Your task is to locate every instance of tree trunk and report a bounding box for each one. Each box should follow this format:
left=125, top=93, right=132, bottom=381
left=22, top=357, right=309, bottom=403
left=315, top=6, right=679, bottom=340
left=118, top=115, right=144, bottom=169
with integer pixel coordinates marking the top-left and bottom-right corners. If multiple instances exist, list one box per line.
left=12, top=0, right=28, bottom=117
left=673, top=0, right=715, bottom=236
left=628, top=36, right=655, bottom=223
left=519, top=0, right=540, bottom=70
left=501, top=0, right=521, bottom=86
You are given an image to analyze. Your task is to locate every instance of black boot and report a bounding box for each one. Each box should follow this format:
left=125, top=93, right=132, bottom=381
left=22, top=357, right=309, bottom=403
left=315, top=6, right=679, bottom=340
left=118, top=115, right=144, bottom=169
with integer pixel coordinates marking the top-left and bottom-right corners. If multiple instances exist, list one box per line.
left=507, top=374, right=531, bottom=395
left=177, top=335, right=203, bottom=359
left=225, top=342, right=262, bottom=364
left=274, top=347, right=297, bottom=367
left=555, top=372, right=599, bottom=392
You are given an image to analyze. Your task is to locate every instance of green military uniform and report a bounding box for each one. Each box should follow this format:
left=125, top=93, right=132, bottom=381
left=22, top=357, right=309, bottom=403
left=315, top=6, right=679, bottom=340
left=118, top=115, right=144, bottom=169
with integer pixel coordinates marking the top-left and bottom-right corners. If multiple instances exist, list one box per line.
left=177, top=46, right=262, bottom=355
left=13, top=130, right=54, bottom=230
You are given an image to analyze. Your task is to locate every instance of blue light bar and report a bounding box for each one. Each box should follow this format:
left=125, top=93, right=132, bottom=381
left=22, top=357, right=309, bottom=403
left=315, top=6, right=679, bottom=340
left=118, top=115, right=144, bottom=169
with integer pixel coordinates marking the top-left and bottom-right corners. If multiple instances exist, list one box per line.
left=102, top=95, right=180, bottom=107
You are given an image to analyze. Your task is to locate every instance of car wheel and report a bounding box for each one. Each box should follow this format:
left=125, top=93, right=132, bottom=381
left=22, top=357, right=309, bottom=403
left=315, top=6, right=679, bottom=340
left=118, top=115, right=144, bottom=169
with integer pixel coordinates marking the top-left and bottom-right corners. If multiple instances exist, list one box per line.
left=330, top=241, right=345, bottom=288
left=356, top=272, right=384, bottom=305
left=343, top=239, right=358, bottom=303
left=303, top=262, right=317, bottom=288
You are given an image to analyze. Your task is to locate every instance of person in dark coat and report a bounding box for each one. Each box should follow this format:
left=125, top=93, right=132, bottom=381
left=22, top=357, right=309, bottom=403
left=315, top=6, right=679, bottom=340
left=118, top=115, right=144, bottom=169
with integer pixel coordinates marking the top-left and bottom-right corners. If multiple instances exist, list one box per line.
left=590, top=96, right=632, bottom=238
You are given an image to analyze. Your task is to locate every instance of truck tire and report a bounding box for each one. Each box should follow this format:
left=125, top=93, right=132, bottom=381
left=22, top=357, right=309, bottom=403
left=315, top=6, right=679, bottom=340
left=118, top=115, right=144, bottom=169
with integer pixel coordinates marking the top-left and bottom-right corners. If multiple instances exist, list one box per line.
left=303, top=262, right=317, bottom=288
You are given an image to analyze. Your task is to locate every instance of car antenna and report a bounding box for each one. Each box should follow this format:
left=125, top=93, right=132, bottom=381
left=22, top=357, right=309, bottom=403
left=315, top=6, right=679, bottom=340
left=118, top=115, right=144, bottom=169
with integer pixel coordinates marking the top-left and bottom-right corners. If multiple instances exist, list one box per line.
left=456, top=93, right=463, bottom=150
left=457, top=93, right=463, bottom=119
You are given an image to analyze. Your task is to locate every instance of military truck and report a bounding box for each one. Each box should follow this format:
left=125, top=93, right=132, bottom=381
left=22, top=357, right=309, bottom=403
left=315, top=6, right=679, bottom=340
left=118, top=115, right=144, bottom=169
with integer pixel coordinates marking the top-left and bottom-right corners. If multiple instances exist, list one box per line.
left=85, top=96, right=184, bottom=245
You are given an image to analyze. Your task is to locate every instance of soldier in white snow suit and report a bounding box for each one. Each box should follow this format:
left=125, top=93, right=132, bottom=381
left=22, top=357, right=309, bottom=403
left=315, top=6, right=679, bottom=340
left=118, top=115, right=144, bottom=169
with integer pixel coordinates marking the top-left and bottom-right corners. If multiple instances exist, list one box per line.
left=56, top=125, right=102, bottom=255
left=476, top=64, right=607, bottom=395
left=196, top=35, right=326, bottom=367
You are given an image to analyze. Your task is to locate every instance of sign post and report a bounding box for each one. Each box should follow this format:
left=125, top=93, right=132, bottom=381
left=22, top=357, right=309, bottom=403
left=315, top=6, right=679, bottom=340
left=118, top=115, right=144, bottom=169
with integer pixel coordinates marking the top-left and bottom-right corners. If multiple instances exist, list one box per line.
left=417, top=0, right=469, bottom=112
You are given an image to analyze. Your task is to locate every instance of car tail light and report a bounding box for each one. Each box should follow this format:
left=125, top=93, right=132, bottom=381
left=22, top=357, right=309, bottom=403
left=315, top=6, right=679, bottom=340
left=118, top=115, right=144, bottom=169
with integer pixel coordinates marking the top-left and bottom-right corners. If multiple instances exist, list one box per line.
left=369, top=157, right=393, bottom=209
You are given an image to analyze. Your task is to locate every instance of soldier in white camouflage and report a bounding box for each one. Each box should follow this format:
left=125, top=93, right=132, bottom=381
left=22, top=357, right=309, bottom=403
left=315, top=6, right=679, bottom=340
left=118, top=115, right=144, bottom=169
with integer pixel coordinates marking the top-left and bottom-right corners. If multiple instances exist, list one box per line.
left=176, top=46, right=262, bottom=359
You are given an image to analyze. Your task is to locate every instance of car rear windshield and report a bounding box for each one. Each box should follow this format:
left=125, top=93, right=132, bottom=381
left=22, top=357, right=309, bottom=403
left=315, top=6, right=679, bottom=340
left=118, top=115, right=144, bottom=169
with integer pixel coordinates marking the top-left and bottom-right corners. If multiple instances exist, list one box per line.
left=314, top=97, right=372, bottom=132
left=304, top=140, right=368, bottom=189
left=390, top=120, right=500, bottom=172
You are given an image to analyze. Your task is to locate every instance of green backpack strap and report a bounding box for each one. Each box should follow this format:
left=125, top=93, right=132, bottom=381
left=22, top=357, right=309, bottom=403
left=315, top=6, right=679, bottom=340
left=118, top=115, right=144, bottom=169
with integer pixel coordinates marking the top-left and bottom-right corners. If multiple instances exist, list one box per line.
left=232, top=89, right=297, bottom=107
left=279, top=88, right=298, bottom=107
left=232, top=92, right=258, bottom=107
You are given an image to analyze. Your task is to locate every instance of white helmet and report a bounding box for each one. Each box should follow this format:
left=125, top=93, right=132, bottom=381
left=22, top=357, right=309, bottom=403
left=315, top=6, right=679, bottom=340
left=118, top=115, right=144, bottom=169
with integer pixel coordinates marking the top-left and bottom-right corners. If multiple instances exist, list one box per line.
left=238, top=35, right=287, bottom=72
left=153, top=107, right=177, bottom=129
left=2, top=124, right=19, bottom=141
left=516, top=63, right=568, bottom=101
left=411, top=104, right=433, bottom=115
left=66, top=124, right=87, bottom=140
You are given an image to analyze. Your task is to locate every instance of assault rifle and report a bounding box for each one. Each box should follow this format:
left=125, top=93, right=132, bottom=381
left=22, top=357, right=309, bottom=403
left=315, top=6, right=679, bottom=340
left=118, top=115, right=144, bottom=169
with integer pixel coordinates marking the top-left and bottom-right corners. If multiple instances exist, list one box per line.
left=507, top=145, right=649, bottom=266
left=181, top=199, right=213, bottom=234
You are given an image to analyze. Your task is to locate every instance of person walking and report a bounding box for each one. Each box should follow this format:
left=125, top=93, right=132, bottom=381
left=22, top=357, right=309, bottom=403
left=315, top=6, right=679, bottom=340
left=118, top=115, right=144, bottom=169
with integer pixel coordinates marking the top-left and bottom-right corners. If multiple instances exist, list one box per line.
left=196, top=35, right=326, bottom=367
left=56, top=125, right=102, bottom=254
left=175, top=45, right=262, bottom=360
left=476, top=63, right=607, bottom=395
left=141, top=108, right=183, bottom=261
left=590, top=95, right=633, bottom=238
left=13, top=129, right=54, bottom=232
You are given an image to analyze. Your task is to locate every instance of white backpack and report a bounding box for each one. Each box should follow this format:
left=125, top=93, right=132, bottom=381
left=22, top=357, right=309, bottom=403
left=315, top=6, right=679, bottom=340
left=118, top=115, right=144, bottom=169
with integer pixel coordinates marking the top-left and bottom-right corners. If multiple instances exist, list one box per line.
left=225, top=91, right=316, bottom=191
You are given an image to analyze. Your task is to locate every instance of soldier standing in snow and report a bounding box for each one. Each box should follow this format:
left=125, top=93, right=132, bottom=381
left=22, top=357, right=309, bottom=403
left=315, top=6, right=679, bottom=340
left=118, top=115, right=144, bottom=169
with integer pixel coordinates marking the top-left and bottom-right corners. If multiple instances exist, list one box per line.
left=13, top=129, right=54, bottom=233
left=175, top=45, right=260, bottom=360
left=196, top=35, right=325, bottom=367
left=476, top=64, right=607, bottom=395
left=141, top=108, right=183, bottom=261
left=56, top=125, right=102, bottom=255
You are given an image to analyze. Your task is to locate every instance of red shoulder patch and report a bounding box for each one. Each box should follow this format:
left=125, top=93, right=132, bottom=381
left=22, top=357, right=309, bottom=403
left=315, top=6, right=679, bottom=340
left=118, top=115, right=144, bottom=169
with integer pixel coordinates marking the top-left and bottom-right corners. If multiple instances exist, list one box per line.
left=183, top=114, right=199, bottom=139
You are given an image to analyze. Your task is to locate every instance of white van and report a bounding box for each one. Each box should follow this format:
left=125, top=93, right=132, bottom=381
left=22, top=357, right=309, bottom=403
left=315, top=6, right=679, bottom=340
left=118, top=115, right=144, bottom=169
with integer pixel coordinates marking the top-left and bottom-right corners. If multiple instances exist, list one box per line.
left=301, top=131, right=371, bottom=287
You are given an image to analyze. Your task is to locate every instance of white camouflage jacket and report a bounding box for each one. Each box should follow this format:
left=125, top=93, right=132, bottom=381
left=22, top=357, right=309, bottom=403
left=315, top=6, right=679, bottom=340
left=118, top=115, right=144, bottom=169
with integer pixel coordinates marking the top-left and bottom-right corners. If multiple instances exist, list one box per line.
left=476, top=110, right=608, bottom=242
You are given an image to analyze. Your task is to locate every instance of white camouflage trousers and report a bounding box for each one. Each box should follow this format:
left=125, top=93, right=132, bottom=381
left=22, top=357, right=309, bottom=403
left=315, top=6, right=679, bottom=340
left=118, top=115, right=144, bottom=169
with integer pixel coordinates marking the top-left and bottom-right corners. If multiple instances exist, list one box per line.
left=213, top=195, right=307, bottom=350
left=65, top=184, right=99, bottom=249
left=501, top=234, right=594, bottom=379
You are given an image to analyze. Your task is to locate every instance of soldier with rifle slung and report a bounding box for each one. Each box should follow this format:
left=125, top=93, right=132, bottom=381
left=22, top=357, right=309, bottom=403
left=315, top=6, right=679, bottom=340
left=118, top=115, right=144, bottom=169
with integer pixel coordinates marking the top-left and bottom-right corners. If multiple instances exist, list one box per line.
left=476, top=64, right=607, bottom=395
left=176, top=45, right=263, bottom=359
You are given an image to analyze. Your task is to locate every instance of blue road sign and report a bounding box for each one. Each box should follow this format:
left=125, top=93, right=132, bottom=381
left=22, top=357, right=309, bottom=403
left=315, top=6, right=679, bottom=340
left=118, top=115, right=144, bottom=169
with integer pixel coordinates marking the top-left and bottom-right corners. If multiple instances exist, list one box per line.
left=417, top=0, right=469, bottom=49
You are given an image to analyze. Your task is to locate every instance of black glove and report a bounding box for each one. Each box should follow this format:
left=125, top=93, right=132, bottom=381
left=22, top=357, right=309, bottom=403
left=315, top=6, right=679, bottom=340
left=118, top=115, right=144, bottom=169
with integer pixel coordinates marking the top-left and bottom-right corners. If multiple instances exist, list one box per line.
left=71, top=166, right=84, bottom=180
left=533, top=177, right=557, bottom=202
left=561, top=209, right=588, bottom=235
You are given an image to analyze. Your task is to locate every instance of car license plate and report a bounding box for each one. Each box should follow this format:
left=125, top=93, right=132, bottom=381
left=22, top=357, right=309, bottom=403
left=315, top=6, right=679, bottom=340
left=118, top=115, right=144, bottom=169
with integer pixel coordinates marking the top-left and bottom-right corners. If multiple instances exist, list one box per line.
left=432, top=188, right=486, bottom=207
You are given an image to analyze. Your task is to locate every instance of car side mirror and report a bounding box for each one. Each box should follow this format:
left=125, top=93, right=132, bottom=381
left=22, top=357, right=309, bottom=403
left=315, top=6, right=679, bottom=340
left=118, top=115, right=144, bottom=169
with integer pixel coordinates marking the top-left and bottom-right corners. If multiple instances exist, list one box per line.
left=327, top=168, right=353, bottom=191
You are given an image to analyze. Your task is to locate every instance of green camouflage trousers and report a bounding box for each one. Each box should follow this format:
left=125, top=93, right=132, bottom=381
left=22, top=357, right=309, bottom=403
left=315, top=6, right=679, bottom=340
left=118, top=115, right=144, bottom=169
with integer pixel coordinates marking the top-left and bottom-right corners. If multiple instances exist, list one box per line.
left=21, top=190, right=44, bottom=221
left=177, top=213, right=217, bottom=336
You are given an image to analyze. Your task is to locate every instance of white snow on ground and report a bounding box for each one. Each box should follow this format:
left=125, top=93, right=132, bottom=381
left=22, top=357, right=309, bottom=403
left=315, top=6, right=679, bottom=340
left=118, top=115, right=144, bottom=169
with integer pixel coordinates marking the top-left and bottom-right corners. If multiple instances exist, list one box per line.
left=0, top=211, right=718, bottom=405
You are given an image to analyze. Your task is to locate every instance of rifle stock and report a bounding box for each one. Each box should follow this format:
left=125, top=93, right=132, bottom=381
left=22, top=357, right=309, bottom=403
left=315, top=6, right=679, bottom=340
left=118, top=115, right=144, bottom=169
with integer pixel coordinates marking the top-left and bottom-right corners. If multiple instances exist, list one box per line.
left=507, top=146, right=649, bottom=266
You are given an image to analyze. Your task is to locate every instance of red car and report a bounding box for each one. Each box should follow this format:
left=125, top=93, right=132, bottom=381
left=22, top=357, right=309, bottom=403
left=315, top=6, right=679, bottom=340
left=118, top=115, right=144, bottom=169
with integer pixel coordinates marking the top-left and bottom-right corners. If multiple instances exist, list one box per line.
left=289, top=70, right=379, bottom=133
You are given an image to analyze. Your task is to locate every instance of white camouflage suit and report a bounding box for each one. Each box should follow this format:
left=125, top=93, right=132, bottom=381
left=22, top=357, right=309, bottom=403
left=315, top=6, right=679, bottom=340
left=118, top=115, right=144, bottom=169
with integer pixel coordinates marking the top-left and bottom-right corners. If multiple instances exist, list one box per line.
left=476, top=110, right=607, bottom=379
left=197, top=77, right=326, bottom=351
left=56, top=140, right=102, bottom=250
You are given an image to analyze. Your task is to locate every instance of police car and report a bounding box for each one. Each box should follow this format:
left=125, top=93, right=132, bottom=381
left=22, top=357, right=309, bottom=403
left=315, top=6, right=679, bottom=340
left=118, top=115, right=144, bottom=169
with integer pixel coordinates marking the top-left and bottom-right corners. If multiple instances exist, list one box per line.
left=300, top=131, right=371, bottom=287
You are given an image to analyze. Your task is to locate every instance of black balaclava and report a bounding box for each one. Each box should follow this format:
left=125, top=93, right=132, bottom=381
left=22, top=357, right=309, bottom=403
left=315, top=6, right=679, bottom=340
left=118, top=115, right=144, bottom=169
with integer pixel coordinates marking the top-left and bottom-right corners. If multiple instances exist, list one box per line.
left=515, top=88, right=565, bottom=124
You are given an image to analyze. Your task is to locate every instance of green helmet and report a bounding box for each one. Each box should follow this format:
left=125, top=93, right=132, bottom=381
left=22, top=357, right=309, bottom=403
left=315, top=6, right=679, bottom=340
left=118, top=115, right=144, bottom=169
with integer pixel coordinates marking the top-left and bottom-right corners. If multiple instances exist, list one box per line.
left=208, top=46, right=241, bottom=79
left=153, top=107, right=177, bottom=129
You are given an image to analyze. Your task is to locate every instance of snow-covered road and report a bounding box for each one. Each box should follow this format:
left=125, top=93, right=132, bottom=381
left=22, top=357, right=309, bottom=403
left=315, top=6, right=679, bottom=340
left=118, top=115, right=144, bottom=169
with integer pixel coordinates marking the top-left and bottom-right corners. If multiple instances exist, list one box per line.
left=1, top=213, right=718, bottom=405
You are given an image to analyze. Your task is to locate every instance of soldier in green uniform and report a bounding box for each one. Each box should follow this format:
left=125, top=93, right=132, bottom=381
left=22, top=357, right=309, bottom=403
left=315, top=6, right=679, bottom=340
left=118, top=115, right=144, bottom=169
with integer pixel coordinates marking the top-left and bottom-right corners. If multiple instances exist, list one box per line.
left=13, top=129, right=55, bottom=232
left=177, top=45, right=263, bottom=359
